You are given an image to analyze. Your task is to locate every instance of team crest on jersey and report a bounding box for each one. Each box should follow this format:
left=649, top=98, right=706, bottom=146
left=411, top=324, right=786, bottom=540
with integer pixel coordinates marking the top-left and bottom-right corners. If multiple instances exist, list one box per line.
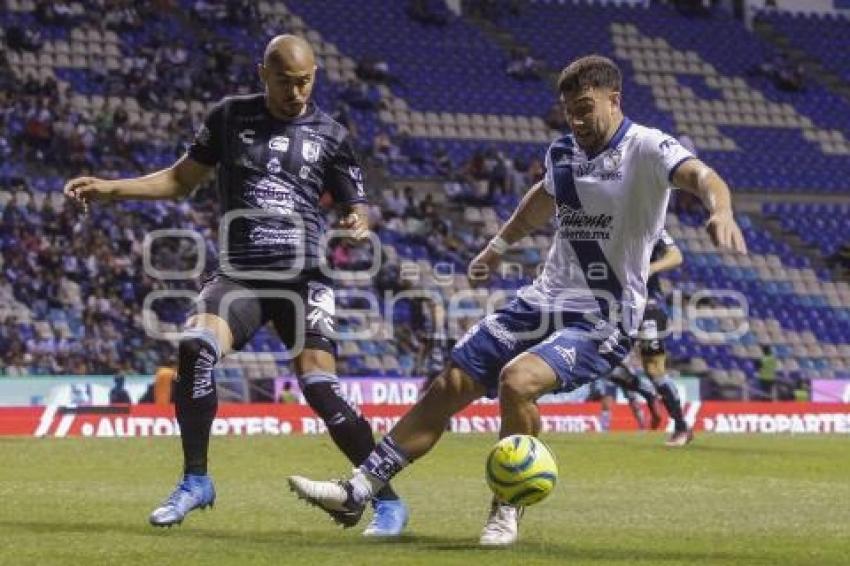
left=601, top=149, right=622, bottom=172
left=269, top=136, right=290, bottom=152
left=302, top=139, right=321, bottom=163
left=299, top=165, right=311, bottom=179
left=267, top=157, right=282, bottom=174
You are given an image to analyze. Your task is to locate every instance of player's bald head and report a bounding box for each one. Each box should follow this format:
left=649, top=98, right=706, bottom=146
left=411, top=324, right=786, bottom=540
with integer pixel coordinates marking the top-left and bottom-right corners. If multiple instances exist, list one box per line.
left=259, top=35, right=318, bottom=119
left=263, top=34, right=315, bottom=73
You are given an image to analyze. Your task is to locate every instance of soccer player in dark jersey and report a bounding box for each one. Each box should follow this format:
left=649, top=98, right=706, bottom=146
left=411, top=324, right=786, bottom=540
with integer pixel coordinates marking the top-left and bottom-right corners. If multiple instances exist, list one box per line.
left=64, top=35, right=408, bottom=535
left=639, top=228, right=692, bottom=446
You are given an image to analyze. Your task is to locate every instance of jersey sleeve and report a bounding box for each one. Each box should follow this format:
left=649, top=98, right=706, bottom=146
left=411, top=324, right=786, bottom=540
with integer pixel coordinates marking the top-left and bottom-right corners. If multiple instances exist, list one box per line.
left=323, top=132, right=367, bottom=205
left=543, top=143, right=555, bottom=197
left=187, top=99, right=227, bottom=166
left=642, top=129, right=695, bottom=188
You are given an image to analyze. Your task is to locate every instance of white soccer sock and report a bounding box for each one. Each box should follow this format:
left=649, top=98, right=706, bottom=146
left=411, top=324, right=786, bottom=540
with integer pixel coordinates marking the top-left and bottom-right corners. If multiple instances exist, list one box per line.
left=350, top=468, right=385, bottom=503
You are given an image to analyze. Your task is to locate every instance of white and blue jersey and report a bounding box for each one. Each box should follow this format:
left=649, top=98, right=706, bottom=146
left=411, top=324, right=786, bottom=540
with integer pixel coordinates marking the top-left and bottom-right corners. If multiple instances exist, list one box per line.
left=451, top=118, right=694, bottom=398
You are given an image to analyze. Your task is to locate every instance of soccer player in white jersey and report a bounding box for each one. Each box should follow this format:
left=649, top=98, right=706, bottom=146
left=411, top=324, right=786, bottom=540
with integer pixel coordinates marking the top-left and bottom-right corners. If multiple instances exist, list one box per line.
left=288, top=54, right=747, bottom=545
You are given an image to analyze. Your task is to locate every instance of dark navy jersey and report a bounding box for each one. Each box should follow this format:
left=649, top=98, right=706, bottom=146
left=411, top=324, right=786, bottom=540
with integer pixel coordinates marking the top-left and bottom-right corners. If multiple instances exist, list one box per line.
left=646, top=228, right=677, bottom=301
left=188, top=94, right=367, bottom=274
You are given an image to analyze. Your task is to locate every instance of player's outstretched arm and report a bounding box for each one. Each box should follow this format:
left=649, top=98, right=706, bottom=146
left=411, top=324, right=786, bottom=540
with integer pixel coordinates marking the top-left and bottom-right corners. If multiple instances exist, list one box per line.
left=671, top=159, right=748, bottom=254
left=63, top=155, right=214, bottom=207
left=468, top=180, right=554, bottom=281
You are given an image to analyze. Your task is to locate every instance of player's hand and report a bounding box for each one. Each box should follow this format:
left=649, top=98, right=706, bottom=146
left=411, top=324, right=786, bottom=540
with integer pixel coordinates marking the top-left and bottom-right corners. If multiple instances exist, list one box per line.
left=467, top=246, right=502, bottom=286
left=63, top=176, right=116, bottom=209
left=706, top=210, right=747, bottom=254
left=338, top=210, right=369, bottom=241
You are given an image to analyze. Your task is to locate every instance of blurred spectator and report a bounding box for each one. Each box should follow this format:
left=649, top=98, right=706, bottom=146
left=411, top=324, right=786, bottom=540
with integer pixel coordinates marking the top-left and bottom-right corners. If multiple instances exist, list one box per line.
left=505, top=49, right=545, bottom=81
left=544, top=101, right=568, bottom=131
left=278, top=381, right=298, bottom=404
left=109, top=375, right=132, bottom=404
left=750, top=52, right=805, bottom=92
left=756, top=345, right=778, bottom=400
left=406, top=0, right=449, bottom=26
left=356, top=56, right=395, bottom=84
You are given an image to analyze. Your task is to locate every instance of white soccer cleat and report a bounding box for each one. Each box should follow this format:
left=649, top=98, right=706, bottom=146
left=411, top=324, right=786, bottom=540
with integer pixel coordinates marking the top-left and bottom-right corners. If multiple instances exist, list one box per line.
left=665, top=429, right=694, bottom=448
left=479, top=501, right=523, bottom=546
left=287, top=475, right=366, bottom=528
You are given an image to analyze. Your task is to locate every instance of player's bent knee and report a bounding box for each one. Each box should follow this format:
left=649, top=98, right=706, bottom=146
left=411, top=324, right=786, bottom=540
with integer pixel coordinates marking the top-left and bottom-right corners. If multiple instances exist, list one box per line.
left=423, top=365, right=482, bottom=409
left=499, top=357, right=555, bottom=402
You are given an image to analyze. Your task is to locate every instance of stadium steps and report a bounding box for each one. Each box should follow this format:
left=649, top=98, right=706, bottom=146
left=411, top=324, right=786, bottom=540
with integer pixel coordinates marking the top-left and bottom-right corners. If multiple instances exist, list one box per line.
left=461, top=10, right=560, bottom=88
left=752, top=17, right=850, bottom=105
left=752, top=213, right=832, bottom=277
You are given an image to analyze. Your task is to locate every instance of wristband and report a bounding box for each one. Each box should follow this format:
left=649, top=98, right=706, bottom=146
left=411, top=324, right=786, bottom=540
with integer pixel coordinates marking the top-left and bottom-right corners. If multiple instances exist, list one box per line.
left=488, top=235, right=510, bottom=255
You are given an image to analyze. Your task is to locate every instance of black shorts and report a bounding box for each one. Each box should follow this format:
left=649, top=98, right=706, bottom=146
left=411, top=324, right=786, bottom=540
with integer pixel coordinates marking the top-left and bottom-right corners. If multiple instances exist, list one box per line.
left=638, top=303, right=668, bottom=357
left=189, top=270, right=336, bottom=355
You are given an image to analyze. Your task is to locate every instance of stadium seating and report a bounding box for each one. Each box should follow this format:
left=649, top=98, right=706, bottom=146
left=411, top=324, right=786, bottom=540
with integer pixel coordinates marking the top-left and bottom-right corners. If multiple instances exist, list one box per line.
left=1, top=0, right=849, bottom=393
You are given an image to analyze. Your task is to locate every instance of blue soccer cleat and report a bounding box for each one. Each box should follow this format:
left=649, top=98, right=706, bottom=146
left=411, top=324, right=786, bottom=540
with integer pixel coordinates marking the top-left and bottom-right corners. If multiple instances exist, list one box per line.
left=149, top=474, right=216, bottom=527
left=362, top=497, right=409, bottom=537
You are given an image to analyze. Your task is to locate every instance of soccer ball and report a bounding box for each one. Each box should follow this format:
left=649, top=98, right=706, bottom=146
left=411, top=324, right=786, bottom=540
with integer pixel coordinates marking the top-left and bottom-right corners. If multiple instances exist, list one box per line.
left=485, top=434, right=558, bottom=506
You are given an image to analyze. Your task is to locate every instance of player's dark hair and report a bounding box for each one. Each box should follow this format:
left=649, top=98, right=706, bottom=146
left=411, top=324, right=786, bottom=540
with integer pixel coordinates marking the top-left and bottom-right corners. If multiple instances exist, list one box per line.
left=558, top=55, right=622, bottom=95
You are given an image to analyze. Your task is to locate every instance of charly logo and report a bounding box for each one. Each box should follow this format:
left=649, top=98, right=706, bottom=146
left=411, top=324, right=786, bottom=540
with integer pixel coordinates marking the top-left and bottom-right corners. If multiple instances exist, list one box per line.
left=269, top=135, right=290, bottom=152
left=557, top=204, right=613, bottom=241
left=239, top=129, right=255, bottom=145
left=302, top=139, right=321, bottom=163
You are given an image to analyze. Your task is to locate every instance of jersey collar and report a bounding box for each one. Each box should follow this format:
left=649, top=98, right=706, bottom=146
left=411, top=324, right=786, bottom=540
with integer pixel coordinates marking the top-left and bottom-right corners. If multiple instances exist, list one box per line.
left=586, top=116, right=632, bottom=159
left=264, top=99, right=318, bottom=123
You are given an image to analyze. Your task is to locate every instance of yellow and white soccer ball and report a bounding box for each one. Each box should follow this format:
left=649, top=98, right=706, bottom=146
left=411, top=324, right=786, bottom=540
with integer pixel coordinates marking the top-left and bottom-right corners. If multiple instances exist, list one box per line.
left=485, top=434, right=558, bottom=506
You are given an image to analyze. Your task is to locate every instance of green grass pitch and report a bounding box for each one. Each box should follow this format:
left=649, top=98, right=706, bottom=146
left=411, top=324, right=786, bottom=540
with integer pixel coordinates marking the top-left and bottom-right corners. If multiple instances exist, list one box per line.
left=1, top=433, right=849, bottom=565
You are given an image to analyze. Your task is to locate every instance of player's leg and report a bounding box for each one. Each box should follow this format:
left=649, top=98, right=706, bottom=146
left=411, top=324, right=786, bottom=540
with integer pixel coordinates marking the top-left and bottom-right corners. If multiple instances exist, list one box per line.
left=638, top=305, right=690, bottom=443
left=287, top=363, right=484, bottom=526
left=498, top=352, right=558, bottom=438
left=481, top=317, right=631, bottom=546
left=643, top=350, right=692, bottom=446
left=288, top=300, right=537, bottom=531
left=291, top=346, right=409, bottom=536
left=149, top=275, right=263, bottom=527
left=611, top=361, right=662, bottom=429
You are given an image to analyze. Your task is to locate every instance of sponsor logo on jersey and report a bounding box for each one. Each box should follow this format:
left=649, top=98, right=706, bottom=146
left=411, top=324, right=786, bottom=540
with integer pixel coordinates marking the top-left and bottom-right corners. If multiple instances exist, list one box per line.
left=267, top=157, right=282, bottom=174
left=269, top=135, right=290, bottom=152
left=302, top=139, right=321, bottom=163
left=239, top=129, right=255, bottom=145
left=659, top=138, right=680, bottom=153
left=349, top=166, right=365, bottom=198
left=556, top=204, right=613, bottom=240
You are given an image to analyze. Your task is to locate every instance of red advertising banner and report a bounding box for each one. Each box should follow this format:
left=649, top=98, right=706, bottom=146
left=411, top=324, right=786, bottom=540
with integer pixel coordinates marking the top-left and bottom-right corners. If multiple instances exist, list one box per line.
left=3, top=402, right=850, bottom=438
